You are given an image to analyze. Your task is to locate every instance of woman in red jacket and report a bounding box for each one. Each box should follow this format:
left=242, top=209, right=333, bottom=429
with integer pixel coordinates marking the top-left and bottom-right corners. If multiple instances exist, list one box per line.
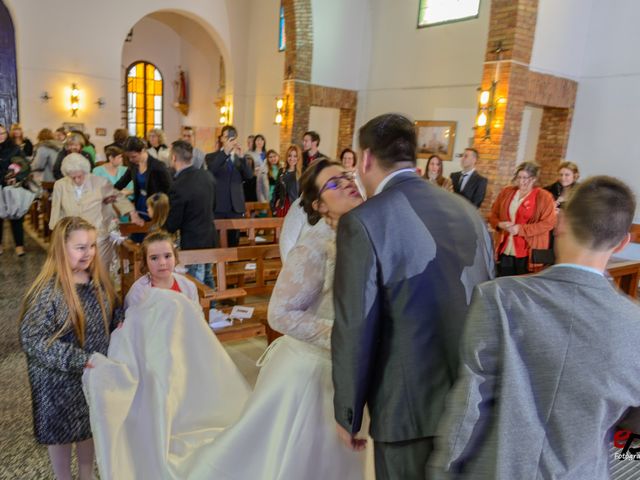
left=489, top=162, right=557, bottom=277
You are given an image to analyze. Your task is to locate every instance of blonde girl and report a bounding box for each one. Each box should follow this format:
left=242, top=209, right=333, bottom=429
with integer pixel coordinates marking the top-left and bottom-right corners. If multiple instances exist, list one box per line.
left=146, top=192, right=170, bottom=231
left=124, top=230, right=198, bottom=309
left=19, top=216, right=121, bottom=480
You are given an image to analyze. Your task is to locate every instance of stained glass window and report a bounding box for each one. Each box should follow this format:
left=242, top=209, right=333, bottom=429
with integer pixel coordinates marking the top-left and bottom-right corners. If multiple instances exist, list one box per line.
left=126, top=62, right=163, bottom=138
left=278, top=4, right=286, bottom=51
left=418, top=0, right=481, bottom=28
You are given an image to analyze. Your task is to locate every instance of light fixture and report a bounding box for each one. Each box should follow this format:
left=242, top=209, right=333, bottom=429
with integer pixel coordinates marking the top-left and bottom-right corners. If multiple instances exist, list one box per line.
left=218, top=104, right=230, bottom=125
left=95, top=97, right=106, bottom=109
left=274, top=96, right=288, bottom=125
left=70, top=83, right=80, bottom=117
left=475, top=81, right=496, bottom=138
left=40, top=91, right=52, bottom=102
left=475, top=41, right=505, bottom=139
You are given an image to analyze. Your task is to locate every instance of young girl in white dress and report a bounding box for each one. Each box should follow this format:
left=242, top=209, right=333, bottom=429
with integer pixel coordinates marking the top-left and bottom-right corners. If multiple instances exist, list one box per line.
left=124, top=230, right=198, bottom=309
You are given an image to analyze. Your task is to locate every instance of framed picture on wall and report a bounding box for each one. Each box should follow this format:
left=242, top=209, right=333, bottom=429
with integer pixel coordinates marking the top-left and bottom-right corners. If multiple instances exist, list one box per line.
left=415, top=120, right=456, bottom=160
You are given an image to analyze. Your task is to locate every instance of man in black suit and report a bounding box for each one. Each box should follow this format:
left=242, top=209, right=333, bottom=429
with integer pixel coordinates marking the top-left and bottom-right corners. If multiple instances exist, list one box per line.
left=164, top=140, right=217, bottom=287
left=450, top=148, right=488, bottom=208
left=204, top=125, right=253, bottom=247
left=302, top=130, right=326, bottom=171
left=332, top=114, right=494, bottom=479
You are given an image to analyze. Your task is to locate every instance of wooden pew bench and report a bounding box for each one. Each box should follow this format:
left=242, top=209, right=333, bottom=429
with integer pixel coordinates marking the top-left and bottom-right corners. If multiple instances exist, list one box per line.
left=178, top=244, right=283, bottom=343
left=215, top=217, right=283, bottom=248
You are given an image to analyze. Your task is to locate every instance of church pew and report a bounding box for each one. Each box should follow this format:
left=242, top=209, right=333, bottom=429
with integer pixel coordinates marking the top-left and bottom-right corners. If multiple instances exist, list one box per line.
left=178, top=244, right=283, bottom=343
left=245, top=201, right=273, bottom=218
left=215, top=217, right=283, bottom=248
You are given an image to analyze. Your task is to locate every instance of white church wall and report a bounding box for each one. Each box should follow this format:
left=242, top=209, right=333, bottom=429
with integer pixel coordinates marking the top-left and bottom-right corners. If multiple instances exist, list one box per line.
left=3, top=0, right=246, bottom=154
left=356, top=0, right=490, bottom=175
left=529, top=0, right=594, bottom=80
left=243, top=0, right=285, bottom=153
left=564, top=0, right=640, bottom=225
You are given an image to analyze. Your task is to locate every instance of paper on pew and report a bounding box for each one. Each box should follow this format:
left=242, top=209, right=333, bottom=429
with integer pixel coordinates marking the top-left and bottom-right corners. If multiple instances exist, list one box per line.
left=244, top=263, right=257, bottom=270
left=209, top=308, right=233, bottom=330
left=230, top=305, right=254, bottom=320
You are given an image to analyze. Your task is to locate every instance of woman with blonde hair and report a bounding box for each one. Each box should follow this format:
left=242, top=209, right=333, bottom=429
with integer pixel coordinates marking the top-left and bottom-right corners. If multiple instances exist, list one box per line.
left=544, top=161, right=580, bottom=208
left=146, top=128, right=170, bottom=167
left=53, top=131, right=93, bottom=180
left=19, top=216, right=122, bottom=480
left=273, top=144, right=303, bottom=217
left=10, top=122, right=33, bottom=157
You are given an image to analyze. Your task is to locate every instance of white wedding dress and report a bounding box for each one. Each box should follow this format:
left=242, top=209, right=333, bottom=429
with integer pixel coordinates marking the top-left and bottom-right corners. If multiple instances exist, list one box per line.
left=83, top=220, right=372, bottom=479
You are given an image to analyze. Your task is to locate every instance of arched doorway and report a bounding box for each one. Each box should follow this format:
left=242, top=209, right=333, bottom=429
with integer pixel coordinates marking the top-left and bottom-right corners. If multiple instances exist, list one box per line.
left=0, top=0, right=18, bottom=127
left=121, top=11, right=228, bottom=151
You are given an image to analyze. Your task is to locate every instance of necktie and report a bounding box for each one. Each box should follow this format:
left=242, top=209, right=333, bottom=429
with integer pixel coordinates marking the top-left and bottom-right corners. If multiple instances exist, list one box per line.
left=459, top=173, right=468, bottom=190
left=227, top=155, right=234, bottom=173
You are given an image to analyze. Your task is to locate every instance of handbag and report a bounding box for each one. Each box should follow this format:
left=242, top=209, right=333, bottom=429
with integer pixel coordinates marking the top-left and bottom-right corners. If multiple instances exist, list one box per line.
left=0, top=184, right=37, bottom=219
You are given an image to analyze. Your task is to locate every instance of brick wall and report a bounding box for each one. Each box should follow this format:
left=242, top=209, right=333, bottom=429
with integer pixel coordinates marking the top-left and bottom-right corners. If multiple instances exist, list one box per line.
left=278, top=0, right=358, bottom=159
left=475, top=0, right=577, bottom=216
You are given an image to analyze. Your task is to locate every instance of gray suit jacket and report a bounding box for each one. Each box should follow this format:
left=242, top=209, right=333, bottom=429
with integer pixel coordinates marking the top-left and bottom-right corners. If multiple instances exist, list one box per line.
left=431, top=266, right=640, bottom=479
left=332, top=172, right=494, bottom=442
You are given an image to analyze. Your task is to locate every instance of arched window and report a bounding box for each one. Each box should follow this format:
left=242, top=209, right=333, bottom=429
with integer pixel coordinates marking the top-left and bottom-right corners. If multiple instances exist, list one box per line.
left=126, top=61, right=163, bottom=138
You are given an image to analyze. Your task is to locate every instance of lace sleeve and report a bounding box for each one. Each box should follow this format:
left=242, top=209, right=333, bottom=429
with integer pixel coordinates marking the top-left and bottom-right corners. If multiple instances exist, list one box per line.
left=268, top=239, right=332, bottom=349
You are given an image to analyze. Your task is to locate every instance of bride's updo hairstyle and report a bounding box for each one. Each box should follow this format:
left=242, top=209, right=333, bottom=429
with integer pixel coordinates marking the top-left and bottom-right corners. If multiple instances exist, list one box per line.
left=299, top=158, right=342, bottom=225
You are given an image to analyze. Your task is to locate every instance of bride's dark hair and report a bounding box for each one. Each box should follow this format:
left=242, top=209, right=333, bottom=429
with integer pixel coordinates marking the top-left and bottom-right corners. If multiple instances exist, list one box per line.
left=299, top=158, right=342, bottom=225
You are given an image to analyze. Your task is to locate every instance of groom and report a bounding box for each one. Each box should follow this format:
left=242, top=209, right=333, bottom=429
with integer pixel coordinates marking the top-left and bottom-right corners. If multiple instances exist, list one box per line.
left=332, top=113, right=494, bottom=479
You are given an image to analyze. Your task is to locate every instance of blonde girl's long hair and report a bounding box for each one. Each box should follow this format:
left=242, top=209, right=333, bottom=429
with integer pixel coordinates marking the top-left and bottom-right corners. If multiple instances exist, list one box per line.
left=286, top=144, right=303, bottom=179
left=19, top=216, right=116, bottom=348
left=146, top=192, right=170, bottom=229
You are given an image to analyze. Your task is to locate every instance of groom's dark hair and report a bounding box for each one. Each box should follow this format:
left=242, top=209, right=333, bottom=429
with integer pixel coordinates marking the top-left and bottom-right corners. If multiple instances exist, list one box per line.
left=358, top=113, right=416, bottom=170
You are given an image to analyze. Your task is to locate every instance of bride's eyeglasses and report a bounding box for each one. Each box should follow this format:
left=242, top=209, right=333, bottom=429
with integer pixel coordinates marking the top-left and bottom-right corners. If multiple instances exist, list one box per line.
left=318, top=172, right=356, bottom=197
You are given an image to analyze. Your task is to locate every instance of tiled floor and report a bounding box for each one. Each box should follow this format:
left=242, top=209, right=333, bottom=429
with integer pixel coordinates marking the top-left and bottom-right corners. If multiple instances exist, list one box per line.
left=0, top=224, right=265, bottom=479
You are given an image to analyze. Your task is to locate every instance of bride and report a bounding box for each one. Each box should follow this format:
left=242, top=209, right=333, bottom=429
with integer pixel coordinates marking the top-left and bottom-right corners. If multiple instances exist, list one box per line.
left=84, top=159, right=370, bottom=479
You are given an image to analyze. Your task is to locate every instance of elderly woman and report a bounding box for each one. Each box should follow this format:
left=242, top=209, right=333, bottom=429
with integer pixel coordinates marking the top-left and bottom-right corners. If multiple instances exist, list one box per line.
left=488, top=161, right=556, bottom=277
left=423, top=154, right=453, bottom=191
left=52, top=132, right=93, bottom=180
left=49, top=153, right=142, bottom=267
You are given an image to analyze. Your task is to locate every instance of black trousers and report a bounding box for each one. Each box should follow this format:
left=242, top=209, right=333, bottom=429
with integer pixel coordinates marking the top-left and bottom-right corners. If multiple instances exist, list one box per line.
left=215, top=211, right=244, bottom=247
left=0, top=217, right=24, bottom=247
left=374, top=436, right=434, bottom=480
left=497, top=253, right=529, bottom=277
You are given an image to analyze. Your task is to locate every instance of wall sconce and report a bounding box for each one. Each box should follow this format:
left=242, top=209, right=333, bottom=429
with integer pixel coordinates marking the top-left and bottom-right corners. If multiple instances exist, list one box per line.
left=95, top=97, right=106, bottom=109
left=475, top=81, right=497, bottom=139
left=274, top=96, right=287, bottom=125
left=218, top=104, right=230, bottom=125
left=40, top=91, right=52, bottom=102
left=70, top=83, right=80, bottom=117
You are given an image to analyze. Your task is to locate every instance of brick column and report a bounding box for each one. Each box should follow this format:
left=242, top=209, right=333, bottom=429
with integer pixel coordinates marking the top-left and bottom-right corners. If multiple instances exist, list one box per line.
left=279, top=0, right=313, bottom=155
left=475, top=0, right=577, bottom=215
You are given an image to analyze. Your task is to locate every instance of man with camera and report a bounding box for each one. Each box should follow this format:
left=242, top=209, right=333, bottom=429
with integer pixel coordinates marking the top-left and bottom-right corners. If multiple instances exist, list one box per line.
left=205, top=125, right=253, bottom=247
